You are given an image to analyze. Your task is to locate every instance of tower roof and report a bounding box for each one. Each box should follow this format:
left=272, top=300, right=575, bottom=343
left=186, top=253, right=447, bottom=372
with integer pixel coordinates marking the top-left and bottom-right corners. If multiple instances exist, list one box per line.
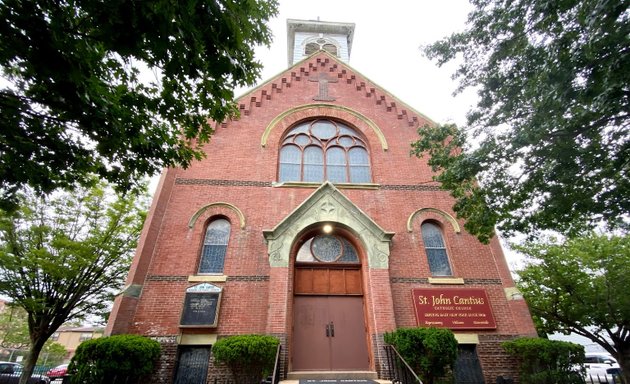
left=286, top=19, right=355, bottom=66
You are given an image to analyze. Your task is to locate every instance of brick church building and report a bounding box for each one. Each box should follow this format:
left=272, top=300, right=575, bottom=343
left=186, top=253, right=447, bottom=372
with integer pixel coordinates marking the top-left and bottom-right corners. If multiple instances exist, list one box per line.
left=106, top=19, right=537, bottom=383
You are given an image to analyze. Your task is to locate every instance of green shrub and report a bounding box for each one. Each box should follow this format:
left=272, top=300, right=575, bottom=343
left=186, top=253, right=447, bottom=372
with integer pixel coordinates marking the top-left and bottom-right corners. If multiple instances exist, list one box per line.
left=69, top=334, right=161, bottom=384
left=212, top=334, right=279, bottom=384
left=502, top=337, right=584, bottom=384
left=385, top=327, right=458, bottom=384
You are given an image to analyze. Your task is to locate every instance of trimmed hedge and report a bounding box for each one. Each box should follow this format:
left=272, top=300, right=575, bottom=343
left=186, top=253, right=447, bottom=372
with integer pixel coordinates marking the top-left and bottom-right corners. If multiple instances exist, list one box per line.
left=502, top=337, right=584, bottom=384
left=385, top=327, right=458, bottom=384
left=69, top=334, right=160, bottom=384
left=212, top=334, right=279, bottom=384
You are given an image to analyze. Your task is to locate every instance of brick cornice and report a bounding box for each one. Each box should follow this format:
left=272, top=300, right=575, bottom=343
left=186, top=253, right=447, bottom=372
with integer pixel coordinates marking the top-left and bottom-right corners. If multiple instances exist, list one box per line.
left=232, top=52, right=433, bottom=128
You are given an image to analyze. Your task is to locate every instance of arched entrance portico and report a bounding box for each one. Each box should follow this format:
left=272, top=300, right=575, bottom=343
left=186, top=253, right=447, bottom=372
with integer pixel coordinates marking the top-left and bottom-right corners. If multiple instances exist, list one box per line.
left=263, top=182, right=396, bottom=376
left=291, top=229, right=370, bottom=371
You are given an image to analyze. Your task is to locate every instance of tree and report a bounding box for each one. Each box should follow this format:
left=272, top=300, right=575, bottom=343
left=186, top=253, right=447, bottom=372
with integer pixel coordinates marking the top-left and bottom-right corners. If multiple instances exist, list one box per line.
left=39, top=341, right=67, bottom=367
left=502, top=337, right=584, bottom=384
left=412, top=0, right=629, bottom=243
left=0, top=304, right=30, bottom=350
left=515, top=234, right=630, bottom=384
left=0, top=0, right=278, bottom=210
left=0, top=184, right=147, bottom=384
left=0, top=305, right=67, bottom=366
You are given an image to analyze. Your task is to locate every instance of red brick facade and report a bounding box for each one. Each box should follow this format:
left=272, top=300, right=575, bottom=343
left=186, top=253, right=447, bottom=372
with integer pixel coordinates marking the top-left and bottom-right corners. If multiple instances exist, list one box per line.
left=106, top=49, right=537, bottom=383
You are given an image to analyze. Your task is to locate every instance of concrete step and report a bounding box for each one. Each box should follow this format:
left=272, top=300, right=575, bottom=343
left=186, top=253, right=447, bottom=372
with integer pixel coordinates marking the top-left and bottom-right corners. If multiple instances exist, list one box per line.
left=279, top=381, right=392, bottom=384
left=286, top=371, right=378, bottom=380
left=280, top=371, right=391, bottom=383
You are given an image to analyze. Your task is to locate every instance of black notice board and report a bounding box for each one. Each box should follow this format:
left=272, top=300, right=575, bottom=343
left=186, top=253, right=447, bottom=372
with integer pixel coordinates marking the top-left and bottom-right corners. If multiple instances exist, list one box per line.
left=180, top=292, right=220, bottom=327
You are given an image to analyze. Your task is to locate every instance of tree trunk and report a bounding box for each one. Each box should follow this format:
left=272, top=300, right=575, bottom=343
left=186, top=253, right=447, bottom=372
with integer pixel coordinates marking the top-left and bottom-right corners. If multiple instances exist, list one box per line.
left=18, top=336, right=46, bottom=384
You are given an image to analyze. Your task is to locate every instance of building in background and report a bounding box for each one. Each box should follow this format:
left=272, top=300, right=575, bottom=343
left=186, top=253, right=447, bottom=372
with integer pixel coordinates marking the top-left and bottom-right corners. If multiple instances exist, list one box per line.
left=50, top=327, right=103, bottom=361
left=106, top=19, right=537, bottom=383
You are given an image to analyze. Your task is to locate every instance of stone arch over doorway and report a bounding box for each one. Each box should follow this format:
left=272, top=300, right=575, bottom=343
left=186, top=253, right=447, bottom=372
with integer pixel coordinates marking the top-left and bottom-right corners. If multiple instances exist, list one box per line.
left=263, top=181, right=394, bottom=269
left=263, top=182, right=396, bottom=375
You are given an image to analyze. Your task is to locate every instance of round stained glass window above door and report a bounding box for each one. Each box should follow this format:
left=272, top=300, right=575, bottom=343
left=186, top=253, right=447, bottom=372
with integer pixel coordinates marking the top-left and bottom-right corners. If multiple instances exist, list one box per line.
left=296, top=234, right=359, bottom=264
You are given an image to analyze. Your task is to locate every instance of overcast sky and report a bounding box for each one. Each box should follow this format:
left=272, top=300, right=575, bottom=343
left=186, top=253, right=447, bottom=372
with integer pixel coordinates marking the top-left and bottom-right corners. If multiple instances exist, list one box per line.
left=241, top=0, right=477, bottom=127
left=236, top=1, right=529, bottom=268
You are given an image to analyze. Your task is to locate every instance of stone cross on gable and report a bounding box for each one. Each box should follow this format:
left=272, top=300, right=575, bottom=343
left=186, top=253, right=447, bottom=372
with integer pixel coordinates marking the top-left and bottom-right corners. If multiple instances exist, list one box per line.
left=309, top=71, right=338, bottom=101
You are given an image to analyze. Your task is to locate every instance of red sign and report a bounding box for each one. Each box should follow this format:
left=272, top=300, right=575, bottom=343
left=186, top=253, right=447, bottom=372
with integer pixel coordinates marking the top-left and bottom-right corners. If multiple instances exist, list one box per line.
left=412, top=288, right=497, bottom=329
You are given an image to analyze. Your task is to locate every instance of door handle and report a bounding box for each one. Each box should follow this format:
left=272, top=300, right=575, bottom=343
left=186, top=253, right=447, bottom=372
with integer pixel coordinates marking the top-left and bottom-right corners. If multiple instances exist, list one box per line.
left=330, top=322, right=335, bottom=337
left=326, top=324, right=330, bottom=337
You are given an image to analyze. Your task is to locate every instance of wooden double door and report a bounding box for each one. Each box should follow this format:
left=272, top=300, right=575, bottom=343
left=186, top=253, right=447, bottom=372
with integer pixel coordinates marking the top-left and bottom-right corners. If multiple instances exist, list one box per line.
left=292, top=267, right=370, bottom=371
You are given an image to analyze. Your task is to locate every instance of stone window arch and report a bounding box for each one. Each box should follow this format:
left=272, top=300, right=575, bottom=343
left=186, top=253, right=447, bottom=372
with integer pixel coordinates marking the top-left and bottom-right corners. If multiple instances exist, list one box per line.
left=278, top=119, right=371, bottom=183
left=198, top=217, right=231, bottom=274
left=421, top=221, right=453, bottom=276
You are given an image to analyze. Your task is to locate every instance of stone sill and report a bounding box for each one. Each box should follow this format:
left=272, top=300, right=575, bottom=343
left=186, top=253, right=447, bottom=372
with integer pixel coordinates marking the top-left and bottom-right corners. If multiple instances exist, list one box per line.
left=188, top=275, right=227, bottom=282
left=428, top=277, right=465, bottom=285
left=272, top=181, right=380, bottom=190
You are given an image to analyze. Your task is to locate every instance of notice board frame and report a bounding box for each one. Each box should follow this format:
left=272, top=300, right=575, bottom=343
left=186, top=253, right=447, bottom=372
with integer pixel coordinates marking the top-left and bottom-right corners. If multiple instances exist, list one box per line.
left=180, top=283, right=222, bottom=328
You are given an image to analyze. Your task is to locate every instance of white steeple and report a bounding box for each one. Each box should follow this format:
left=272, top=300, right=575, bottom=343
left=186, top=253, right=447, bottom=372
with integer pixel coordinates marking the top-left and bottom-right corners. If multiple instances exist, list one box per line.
left=286, top=19, right=355, bottom=66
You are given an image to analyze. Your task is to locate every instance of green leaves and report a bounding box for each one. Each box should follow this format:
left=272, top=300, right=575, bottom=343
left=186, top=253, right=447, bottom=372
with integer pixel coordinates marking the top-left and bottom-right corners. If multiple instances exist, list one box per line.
left=416, top=0, right=629, bottom=241
left=516, top=235, right=630, bottom=336
left=502, top=337, right=585, bottom=384
left=384, top=327, right=458, bottom=384
left=69, top=334, right=161, bottom=384
left=212, top=334, right=280, bottom=384
left=0, top=0, right=278, bottom=208
left=515, top=234, right=630, bottom=382
left=0, top=182, right=147, bottom=381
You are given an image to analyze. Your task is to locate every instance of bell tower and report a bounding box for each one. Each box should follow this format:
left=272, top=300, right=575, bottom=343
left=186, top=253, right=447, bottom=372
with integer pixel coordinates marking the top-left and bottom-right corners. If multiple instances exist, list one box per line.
left=286, top=18, right=355, bottom=66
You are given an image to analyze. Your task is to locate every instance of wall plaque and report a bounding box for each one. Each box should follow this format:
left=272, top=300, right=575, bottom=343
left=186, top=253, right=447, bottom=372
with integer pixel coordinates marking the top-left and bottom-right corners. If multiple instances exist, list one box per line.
left=411, top=288, right=496, bottom=329
left=180, top=283, right=222, bottom=327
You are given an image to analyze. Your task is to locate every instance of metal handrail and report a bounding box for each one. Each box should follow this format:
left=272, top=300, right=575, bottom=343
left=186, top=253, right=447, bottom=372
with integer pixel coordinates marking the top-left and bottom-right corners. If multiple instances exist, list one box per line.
left=383, top=344, right=423, bottom=384
left=270, top=344, right=282, bottom=384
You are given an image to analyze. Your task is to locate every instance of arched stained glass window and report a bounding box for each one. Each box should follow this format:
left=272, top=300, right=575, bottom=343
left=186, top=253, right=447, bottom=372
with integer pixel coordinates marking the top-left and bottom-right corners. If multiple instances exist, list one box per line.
left=199, top=219, right=231, bottom=274
left=278, top=119, right=372, bottom=183
left=421, top=222, right=452, bottom=276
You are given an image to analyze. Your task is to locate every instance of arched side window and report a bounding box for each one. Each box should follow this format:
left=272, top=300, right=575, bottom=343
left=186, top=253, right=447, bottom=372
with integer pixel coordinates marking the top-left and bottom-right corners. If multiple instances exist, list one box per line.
left=303, top=38, right=339, bottom=57
left=322, top=43, right=337, bottom=56
left=199, top=218, right=231, bottom=274
left=305, top=42, right=319, bottom=55
left=421, top=222, right=452, bottom=276
left=278, top=119, right=371, bottom=183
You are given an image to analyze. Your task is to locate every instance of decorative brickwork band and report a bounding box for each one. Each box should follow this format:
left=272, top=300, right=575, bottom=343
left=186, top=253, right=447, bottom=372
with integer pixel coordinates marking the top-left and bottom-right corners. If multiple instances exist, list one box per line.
left=226, top=275, right=270, bottom=282
left=390, top=277, right=502, bottom=285
left=147, top=275, right=188, bottom=282
left=381, top=184, right=441, bottom=191
left=147, top=275, right=270, bottom=282
left=175, top=178, right=272, bottom=187
left=175, top=178, right=443, bottom=192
